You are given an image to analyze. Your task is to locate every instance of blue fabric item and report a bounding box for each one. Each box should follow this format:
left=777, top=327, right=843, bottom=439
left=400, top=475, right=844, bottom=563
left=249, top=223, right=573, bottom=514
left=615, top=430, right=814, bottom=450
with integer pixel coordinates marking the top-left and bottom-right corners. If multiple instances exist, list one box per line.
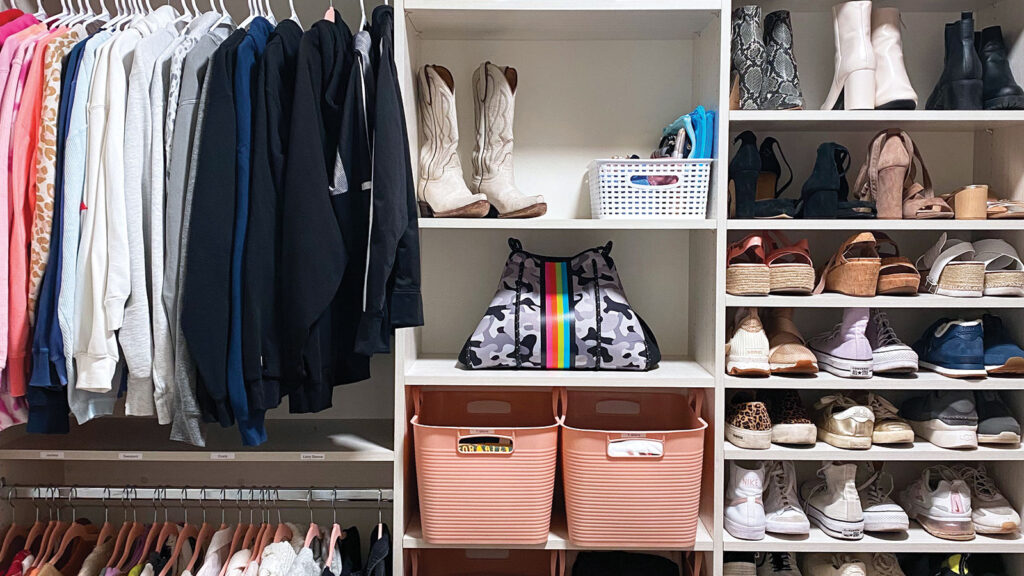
left=913, top=318, right=985, bottom=371
left=229, top=17, right=274, bottom=447
left=683, top=114, right=696, bottom=159
left=26, top=36, right=89, bottom=434
left=982, top=314, right=1024, bottom=368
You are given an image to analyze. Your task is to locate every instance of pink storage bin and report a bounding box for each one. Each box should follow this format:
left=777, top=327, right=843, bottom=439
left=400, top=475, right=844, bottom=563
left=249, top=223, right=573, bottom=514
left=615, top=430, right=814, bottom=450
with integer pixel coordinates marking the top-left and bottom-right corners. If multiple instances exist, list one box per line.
left=561, top=390, right=707, bottom=548
left=411, top=389, right=561, bottom=545
left=410, top=550, right=563, bottom=576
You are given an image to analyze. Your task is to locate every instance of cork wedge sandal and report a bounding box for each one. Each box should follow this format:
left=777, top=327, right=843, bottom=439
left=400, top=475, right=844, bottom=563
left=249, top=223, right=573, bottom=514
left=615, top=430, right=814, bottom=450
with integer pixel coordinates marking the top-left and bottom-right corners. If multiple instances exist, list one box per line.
left=727, top=234, right=770, bottom=296
left=915, top=233, right=985, bottom=297
left=874, top=232, right=921, bottom=295
left=764, top=231, right=814, bottom=294
left=813, top=232, right=881, bottom=297
left=973, top=239, right=1024, bottom=297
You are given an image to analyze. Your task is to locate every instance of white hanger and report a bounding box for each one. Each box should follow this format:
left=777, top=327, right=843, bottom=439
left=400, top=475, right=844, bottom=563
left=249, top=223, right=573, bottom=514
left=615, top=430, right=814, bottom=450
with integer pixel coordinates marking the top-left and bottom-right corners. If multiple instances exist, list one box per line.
left=287, top=0, right=299, bottom=26
left=239, top=0, right=257, bottom=27
left=33, top=0, right=47, bottom=20
left=358, top=0, right=366, bottom=30
left=261, top=0, right=276, bottom=24
left=43, top=0, right=69, bottom=26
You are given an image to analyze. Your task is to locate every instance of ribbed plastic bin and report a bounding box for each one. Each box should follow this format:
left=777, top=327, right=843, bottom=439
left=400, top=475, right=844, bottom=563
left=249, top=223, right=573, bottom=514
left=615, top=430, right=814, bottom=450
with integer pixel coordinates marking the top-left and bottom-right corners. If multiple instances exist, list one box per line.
left=410, top=550, right=563, bottom=576
left=411, top=389, right=561, bottom=545
left=561, top=390, right=707, bottom=548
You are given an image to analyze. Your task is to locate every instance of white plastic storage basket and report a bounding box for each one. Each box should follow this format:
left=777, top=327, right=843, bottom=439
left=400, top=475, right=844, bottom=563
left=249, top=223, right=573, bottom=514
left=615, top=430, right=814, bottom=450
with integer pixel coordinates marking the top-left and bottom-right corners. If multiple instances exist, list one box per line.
left=588, top=158, right=711, bottom=218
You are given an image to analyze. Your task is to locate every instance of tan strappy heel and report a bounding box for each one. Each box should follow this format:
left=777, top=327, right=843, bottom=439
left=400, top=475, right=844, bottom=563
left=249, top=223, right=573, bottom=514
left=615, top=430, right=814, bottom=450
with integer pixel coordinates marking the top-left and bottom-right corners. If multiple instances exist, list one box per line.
left=853, top=129, right=953, bottom=220
left=814, top=232, right=881, bottom=297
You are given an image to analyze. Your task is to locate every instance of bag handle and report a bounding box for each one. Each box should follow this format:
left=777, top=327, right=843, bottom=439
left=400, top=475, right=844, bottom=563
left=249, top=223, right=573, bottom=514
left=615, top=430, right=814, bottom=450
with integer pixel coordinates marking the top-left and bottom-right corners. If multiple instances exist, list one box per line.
left=508, top=238, right=523, bottom=252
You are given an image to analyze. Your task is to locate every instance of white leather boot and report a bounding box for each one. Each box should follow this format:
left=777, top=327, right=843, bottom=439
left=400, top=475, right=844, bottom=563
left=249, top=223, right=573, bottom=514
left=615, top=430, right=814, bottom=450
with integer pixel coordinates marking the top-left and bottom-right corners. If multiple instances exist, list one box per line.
left=871, top=7, right=917, bottom=110
left=821, top=1, right=877, bottom=110
left=416, top=65, right=491, bottom=218
left=471, top=62, right=547, bottom=218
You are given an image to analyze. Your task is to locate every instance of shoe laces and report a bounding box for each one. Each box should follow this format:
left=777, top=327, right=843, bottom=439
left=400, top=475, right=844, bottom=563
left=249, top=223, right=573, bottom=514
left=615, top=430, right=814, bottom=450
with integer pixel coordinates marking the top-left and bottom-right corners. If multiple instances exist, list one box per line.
left=770, top=553, right=794, bottom=573
left=768, top=462, right=798, bottom=509
left=953, top=464, right=999, bottom=499
left=866, top=393, right=900, bottom=421
left=858, top=470, right=895, bottom=507
left=815, top=393, right=858, bottom=411
left=873, top=311, right=903, bottom=347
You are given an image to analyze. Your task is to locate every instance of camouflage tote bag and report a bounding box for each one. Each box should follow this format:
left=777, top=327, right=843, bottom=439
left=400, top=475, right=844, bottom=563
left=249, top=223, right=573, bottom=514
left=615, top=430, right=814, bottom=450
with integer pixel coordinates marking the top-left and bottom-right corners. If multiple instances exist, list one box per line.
left=459, top=239, right=660, bottom=370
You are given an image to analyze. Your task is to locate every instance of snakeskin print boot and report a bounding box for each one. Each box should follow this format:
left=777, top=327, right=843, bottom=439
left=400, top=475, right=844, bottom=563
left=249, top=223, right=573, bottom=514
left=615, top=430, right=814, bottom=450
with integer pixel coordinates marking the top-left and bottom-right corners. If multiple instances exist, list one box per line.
left=731, top=6, right=766, bottom=110
left=761, top=10, right=804, bottom=110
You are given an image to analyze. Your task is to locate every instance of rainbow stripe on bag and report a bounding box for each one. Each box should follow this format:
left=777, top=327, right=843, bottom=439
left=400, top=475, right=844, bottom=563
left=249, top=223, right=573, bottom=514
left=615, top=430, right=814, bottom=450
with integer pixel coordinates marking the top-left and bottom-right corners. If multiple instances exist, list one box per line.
left=543, top=261, right=574, bottom=369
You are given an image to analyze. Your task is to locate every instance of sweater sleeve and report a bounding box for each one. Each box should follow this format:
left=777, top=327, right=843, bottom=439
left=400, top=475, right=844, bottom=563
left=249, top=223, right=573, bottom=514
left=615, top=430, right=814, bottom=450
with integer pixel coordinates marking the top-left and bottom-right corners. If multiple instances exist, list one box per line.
left=102, top=36, right=133, bottom=334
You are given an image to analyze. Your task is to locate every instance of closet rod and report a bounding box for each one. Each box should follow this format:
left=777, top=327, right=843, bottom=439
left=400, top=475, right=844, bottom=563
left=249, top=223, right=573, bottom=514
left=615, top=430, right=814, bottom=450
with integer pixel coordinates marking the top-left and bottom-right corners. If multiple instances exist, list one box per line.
left=1, top=487, right=393, bottom=503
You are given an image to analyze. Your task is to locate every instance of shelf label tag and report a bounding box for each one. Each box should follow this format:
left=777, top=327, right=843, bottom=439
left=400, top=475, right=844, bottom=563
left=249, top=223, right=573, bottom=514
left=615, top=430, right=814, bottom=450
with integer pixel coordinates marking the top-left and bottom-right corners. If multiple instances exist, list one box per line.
left=300, top=453, right=326, bottom=461
left=210, top=452, right=236, bottom=460
left=39, top=451, right=64, bottom=459
left=118, top=452, right=143, bottom=460
left=621, top=432, right=647, bottom=439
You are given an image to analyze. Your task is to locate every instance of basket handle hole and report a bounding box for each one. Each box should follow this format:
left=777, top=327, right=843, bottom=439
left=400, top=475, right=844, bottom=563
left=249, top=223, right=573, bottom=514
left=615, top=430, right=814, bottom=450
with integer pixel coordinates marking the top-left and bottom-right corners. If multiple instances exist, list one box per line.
left=629, top=175, right=679, bottom=187
left=595, top=400, right=641, bottom=415
left=466, top=400, right=512, bottom=414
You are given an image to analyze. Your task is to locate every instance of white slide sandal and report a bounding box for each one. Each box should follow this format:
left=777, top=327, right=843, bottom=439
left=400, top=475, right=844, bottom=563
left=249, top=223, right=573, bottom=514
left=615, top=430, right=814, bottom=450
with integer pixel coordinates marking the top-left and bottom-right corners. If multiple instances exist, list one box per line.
left=973, top=238, right=1024, bottom=297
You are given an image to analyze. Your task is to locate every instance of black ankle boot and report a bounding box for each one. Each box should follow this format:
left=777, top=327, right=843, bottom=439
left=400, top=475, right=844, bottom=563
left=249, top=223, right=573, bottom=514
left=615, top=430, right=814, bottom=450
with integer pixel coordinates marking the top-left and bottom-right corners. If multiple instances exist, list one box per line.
left=729, top=131, right=760, bottom=219
left=976, top=26, right=1024, bottom=110
left=799, top=142, right=848, bottom=219
left=926, top=12, right=984, bottom=110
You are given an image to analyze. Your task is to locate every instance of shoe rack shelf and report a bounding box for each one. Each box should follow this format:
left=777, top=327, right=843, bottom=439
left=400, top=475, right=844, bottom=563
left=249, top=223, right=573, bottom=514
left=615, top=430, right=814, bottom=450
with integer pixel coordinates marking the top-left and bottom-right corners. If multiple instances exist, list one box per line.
left=418, top=218, right=718, bottom=230
left=723, top=526, right=1022, bottom=554
left=728, top=219, right=1024, bottom=230
left=724, top=441, right=1024, bottom=461
left=405, top=357, right=715, bottom=388
left=730, top=109, right=1024, bottom=131
left=727, top=294, right=1024, bottom=308
left=724, top=373, right=1024, bottom=391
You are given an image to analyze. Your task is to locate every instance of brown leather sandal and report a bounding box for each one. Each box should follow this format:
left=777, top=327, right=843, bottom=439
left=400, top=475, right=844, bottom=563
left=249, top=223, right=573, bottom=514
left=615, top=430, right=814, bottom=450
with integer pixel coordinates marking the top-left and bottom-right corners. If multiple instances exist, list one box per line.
left=764, top=231, right=814, bottom=295
left=814, top=232, right=881, bottom=297
left=727, top=234, right=770, bottom=296
left=873, top=232, right=921, bottom=295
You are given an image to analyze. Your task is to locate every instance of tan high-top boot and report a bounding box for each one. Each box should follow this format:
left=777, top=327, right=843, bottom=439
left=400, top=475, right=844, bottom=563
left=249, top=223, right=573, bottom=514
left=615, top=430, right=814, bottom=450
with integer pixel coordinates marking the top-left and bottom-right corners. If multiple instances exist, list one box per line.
left=471, top=62, right=546, bottom=218
left=416, top=65, right=490, bottom=218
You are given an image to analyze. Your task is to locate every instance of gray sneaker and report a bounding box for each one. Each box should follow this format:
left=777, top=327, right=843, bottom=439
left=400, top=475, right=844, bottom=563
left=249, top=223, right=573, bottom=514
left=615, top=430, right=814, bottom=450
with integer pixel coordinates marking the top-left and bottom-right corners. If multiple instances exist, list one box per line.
left=866, top=310, right=918, bottom=373
left=898, top=391, right=978, bottom=449
left=974, top=391, right=1021, bottom=444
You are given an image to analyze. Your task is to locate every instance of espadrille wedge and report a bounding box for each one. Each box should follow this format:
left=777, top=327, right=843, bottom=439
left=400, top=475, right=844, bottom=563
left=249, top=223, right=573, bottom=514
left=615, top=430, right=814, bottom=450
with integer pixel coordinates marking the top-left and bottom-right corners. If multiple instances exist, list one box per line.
left=814, top=232, right=881, bottom=297
left=974, top=238, right=1024, bottom=297
left=874, top=232, right=920, bottom=295
left=727, top=234, right=770, bottom=296
left=916, top=233, right=985, bottom=297
left=764, top=231, right=814, bottom=295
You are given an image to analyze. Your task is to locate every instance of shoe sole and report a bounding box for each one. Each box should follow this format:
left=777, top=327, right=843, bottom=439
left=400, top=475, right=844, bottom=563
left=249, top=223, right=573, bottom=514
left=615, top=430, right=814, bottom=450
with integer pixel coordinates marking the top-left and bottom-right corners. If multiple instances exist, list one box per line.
left=872, top=429, right=915, bottom=444
left=975, top=520, right=1022, bottom=534
left=987, top=357, right=1024, bottom=375
left=418, top=199, right=491, bottom=218
left=871, top=347, right=918, bottom=373
left=985, top=95, right=1024, bottom=110
left=771, top=423, right=817, bottom=445
left=727, top=358, right=771, bottom=377
left=909, top=511, right=975, bottom=540
left=819, top=429, right=872, bottom=450
left=811, top=350, right=872, bottom=379
left=978, top=431, right=1022, bottom=445
left=770, top=359, right=819, bottom=374
left=908, top=419, right=978, bottom=449
left=765, top=518, right=810, bottom=535
left=864, top=510, right=910, bottom=533
left=724, top=517, right=765, bottom=541
left=919, top=360, right=987, bottom=379
left=726, top=424, right=772, bottom=450
left=804, top=502, right=864, bottom=540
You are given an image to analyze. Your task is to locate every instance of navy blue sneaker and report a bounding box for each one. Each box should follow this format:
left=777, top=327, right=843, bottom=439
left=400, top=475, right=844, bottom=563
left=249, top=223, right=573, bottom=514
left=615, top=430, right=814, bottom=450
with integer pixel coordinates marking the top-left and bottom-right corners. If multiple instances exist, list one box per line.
left=982, top=314, right=1024, bottom=375
left=912, top=319, right=986, bottom=378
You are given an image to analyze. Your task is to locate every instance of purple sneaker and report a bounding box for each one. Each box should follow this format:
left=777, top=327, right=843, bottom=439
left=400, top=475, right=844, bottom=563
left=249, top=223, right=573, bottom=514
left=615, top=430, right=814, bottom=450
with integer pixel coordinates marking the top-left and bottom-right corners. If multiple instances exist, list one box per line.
left=807, top=308, right=873, bottom=378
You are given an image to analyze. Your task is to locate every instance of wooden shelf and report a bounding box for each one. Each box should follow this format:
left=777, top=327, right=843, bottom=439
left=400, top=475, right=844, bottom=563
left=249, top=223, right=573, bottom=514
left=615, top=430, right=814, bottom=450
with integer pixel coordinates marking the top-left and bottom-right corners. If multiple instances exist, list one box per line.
left=405, top=0, right=720, bottom=41
left=727, top=219, right=1024, bottom=231
left=725, top=440, right=1024, bottom=461
left=404, top=357, right=714, bottom=388
left=724, top=373, right=1024, bottom=390
left=726, top=293, right=1024, bottom=308
left=729, top=110, right=1024, bottom=131
left=403, top=516, right=713, bottom=551
left=419, top=218, right=717, bottom=230
left=0, top=418, right=395, bottom=462
left=723, top=524, right=1022, bottom=553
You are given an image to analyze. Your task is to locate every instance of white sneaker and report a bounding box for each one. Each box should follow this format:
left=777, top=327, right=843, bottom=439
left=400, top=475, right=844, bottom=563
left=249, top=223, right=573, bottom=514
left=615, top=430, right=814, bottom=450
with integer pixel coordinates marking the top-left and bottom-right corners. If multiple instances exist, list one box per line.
left=852, top=554, right=905, bottom=576
left=952, top=463, right=1022, bottom=535
left=802, top=554, right=867, bottom=576
left=725, top=554, right=758, bottom=576
left=898, top=465, right=975, bottom=541
left=855, top=462, right=909, bottom=532
left=725, top=461, right=766, bottom=540
left=764, top=461, right=810, bottom=535
left=800, top=462, right=864, bottom=540
left=757, top=553, right=801, bottom=576
left=727, top=308, right=772, bottom=376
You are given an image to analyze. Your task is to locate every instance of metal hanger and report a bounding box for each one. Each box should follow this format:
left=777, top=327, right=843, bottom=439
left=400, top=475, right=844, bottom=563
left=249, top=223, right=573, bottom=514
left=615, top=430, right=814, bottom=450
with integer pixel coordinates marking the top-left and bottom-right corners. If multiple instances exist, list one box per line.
left=325, top=489, right=343, bottom=569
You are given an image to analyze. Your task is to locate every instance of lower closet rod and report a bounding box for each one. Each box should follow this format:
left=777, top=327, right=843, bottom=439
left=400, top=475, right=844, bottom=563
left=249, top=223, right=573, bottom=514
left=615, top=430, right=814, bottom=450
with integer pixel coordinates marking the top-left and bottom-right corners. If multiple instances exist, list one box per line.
left=1, top=487, right=394, bottom=503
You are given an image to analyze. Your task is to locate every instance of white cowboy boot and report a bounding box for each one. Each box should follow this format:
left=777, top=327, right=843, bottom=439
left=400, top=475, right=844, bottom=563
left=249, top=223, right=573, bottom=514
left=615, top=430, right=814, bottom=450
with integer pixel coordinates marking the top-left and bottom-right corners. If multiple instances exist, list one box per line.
left=871, top=7, right=917, bottom=110
left=471, top=62, right=547, bottom=218
left=821, top=1, right=876, bottom=110
left=416, top=65, right=490, bottom=218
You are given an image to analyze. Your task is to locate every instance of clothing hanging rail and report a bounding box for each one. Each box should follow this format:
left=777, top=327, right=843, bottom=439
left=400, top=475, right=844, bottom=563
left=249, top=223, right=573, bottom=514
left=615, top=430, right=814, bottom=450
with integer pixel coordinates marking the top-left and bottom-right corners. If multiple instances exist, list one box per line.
left=1, top=486, right=393, bottom=504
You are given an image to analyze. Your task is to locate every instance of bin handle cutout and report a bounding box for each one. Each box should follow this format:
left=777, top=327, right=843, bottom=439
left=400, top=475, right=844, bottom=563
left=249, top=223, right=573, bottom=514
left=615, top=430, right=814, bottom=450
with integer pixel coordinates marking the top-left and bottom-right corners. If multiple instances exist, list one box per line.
left=463, top=550, right=511, bottom=560
left=466, top=400, right=512, bottom=414
left=606, top=436, right=664, bottom=459
left=628, top=174, right=679, bottom=189
left=595, top=399, right=641, bottom=415
left=456, top=432, right=515, bottom=455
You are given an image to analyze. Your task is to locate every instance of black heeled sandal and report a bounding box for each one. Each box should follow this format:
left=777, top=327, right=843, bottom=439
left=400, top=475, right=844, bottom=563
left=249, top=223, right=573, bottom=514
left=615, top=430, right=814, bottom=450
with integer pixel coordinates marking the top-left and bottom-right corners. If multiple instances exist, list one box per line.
left=754, top=137, right=797, bottom=218
left=729, top=131, right=760, bottom=219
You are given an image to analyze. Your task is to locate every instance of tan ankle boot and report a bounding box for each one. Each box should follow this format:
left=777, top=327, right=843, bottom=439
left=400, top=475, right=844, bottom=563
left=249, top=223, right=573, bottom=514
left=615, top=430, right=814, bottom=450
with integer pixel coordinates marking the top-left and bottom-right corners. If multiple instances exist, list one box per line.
left=471, top=62, right=546, bottom=218
left=416, top=65, right=490, bottom=218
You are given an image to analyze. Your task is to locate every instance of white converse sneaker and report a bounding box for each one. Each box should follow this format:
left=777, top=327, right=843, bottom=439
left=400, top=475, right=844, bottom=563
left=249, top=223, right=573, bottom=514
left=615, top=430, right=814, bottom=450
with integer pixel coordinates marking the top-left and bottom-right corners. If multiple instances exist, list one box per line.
left=802, top=554, right=867, bottom=576
left=898, top=465, right=975, bottom=541
left=800, top=462, right=864, bottom=540
left=952, top=463, right=1021, bottom=535
left=725, top=461, right=767, bottom=540
left=757, top=553, right=802, bottom=576
left=855, top=462, right=909, bottom=532
left=764, top=461, right=810, bottom=535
